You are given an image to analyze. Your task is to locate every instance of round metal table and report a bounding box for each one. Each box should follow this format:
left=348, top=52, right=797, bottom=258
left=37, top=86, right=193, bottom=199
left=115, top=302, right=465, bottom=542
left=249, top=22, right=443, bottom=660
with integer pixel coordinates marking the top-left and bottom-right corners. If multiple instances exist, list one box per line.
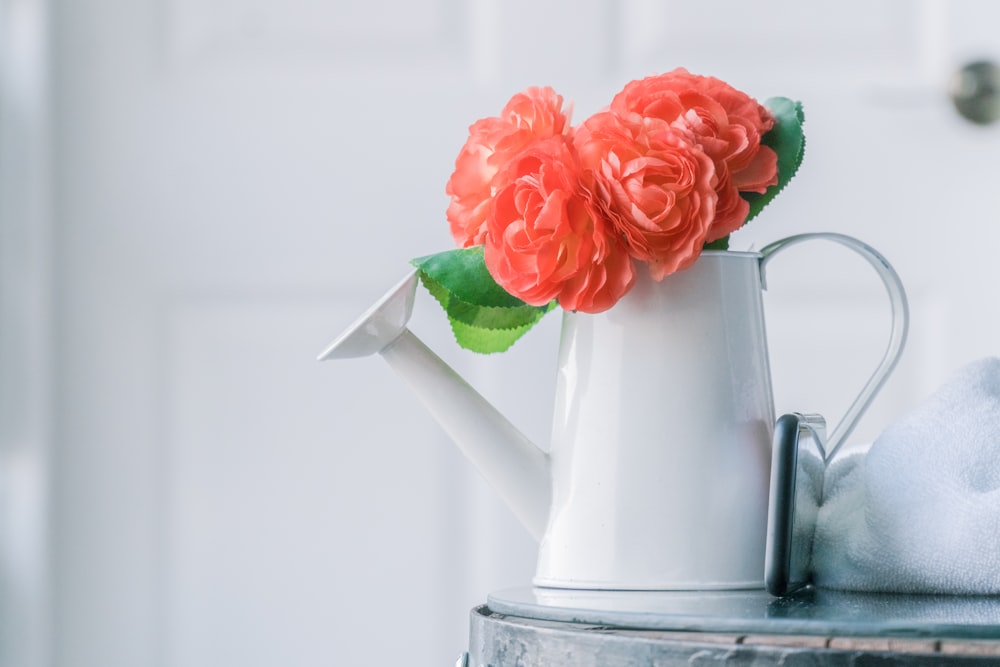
left=463, top=587, right=1000, bottom=665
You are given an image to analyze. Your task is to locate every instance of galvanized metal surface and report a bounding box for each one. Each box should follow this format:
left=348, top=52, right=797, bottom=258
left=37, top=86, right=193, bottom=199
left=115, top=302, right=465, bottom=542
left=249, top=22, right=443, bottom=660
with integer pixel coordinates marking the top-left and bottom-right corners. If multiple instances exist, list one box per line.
left=468, top=606, right=1000, bottom=666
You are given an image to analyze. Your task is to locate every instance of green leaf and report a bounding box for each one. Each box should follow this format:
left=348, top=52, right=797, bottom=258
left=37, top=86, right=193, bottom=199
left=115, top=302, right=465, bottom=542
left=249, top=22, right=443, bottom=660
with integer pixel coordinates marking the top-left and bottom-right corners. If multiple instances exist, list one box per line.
left=742, top=97, right=806, bottom=224
left=411, top=247, right=556, bottom=354
left=412, top=246, right=526, bottom=308
left=703, top=235, right=730, bottom=251
left=449, top=318, right=542, bottom=354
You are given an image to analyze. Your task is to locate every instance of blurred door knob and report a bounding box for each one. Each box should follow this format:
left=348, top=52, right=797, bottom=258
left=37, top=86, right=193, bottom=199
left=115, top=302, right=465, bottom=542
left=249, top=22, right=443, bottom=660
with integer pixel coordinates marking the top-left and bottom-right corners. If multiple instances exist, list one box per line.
left=950, top=60, right=1000, bottom=125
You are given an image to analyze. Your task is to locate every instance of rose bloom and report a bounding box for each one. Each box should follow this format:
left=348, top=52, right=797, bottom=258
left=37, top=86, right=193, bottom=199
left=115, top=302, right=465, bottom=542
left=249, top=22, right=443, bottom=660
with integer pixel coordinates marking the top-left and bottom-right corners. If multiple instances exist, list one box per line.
left=483, top=137, right=635, bottom=313
left=575, top=110, right=718, bottom=280
left=446, top=87, right=572, bottom=247
left=610, top=69, right=778, bottom=241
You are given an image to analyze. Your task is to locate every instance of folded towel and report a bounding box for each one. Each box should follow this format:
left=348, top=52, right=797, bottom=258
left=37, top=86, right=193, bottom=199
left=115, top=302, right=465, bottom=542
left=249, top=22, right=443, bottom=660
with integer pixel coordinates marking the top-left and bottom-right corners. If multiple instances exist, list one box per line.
left=812, top=357, right=1000, bottom=594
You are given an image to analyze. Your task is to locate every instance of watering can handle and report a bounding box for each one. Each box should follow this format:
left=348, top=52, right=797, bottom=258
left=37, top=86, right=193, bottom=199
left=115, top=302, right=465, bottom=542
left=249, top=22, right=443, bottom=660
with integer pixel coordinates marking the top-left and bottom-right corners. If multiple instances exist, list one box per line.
left=759, top=232, right=909, bottom=462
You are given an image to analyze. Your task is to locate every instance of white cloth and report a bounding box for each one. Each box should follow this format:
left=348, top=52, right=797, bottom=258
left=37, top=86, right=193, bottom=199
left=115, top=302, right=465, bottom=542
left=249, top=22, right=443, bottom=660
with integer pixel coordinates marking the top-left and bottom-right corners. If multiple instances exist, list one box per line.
left=812, top=357, right=1000, bottom=594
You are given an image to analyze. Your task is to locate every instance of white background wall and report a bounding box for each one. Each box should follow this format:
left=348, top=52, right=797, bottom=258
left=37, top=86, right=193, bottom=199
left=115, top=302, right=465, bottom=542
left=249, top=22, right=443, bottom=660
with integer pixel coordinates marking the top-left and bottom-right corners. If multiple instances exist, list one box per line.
left=1, top=1, right=1000, bottom=665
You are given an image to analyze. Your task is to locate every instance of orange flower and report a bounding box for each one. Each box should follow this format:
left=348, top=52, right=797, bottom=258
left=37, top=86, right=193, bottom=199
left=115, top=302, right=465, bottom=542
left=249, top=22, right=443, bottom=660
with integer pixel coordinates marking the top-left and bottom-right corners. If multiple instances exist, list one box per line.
left=483, top=137, right=635, bottom=313
left=575, top=111, right=717, bottom=280
left=446, top=87, right=572, bottom=247
left=610, top=69, right=778, bottom=241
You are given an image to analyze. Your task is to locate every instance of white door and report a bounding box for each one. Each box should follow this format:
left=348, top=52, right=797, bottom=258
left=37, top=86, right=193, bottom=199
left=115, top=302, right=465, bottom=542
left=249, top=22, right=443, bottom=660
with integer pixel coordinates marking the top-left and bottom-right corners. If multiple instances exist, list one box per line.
left=3, top=1, right=1000, bottom=666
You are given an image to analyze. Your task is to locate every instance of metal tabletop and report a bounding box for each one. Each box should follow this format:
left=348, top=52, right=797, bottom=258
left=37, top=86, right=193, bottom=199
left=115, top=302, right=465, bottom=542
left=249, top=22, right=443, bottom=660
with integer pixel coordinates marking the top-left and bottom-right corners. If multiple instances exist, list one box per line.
left=464, top=587, right=1000, bottom=665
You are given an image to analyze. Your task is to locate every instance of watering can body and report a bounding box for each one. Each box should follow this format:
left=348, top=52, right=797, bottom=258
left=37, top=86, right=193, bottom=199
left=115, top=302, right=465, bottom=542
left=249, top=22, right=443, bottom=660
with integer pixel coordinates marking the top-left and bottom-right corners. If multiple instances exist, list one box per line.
left=538, top=252, right=773, bottom=589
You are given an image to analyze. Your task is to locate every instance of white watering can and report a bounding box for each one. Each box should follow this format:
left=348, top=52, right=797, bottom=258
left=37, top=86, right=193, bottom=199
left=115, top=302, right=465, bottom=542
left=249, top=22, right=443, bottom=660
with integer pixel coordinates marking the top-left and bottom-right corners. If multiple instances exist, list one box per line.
left=320, top=232, right=908, bottom=590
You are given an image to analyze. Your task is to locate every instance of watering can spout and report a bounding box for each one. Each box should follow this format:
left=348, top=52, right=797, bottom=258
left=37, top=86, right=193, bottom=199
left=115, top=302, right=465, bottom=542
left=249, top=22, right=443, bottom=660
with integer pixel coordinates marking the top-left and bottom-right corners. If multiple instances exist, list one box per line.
left=318, top=270, right=551, bottom=541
